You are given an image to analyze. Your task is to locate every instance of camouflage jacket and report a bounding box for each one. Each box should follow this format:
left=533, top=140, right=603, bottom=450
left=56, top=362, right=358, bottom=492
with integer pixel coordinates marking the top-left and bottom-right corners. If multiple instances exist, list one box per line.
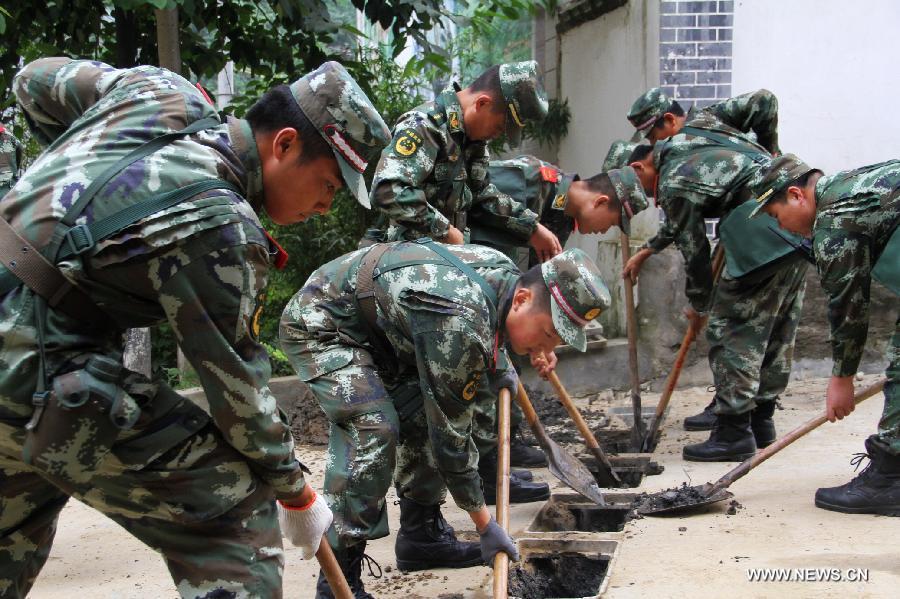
left=649, top=125, right=771, bottom=311
left=812, top=160, right=900, bottom=376
left=0, top=126, right=22, bottom=198
left=1, top=58, right=304, bottom=498
left=280, top=242, right=520, bottom=510
left=471, top=155, right=576, bottom=264
left=646, top=89, right=781, bottom=254
left=370, top=85, right=539, bottom=242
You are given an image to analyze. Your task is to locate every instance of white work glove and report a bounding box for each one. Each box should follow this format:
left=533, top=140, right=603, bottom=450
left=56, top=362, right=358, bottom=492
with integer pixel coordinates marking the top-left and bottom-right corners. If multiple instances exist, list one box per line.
left=277, top=492, right=333, bottom=559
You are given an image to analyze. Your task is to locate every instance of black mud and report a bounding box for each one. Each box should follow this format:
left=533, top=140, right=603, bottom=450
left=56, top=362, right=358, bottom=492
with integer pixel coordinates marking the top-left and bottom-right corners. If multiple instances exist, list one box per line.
left=509, top=553, right=608, bottom=599
left=534, top=501, right=631, bottom=533
left=633, top=482, right=709, bottom=512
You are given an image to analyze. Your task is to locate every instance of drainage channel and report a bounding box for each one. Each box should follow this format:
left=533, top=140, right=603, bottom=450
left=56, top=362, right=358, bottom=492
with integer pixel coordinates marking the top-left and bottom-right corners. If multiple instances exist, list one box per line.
left=507, top=449, right=664, bottom=597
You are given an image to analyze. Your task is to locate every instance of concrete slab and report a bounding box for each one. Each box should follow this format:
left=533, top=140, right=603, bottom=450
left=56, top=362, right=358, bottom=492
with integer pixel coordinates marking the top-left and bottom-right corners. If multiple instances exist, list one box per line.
left=607, top=375, right=900, bottom=598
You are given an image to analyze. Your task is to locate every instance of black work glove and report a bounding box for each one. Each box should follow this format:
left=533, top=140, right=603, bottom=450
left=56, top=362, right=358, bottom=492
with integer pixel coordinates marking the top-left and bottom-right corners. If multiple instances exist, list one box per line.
left=490, top=367, right=519, bottom=396
left=478, top=517, right=520, bottom=564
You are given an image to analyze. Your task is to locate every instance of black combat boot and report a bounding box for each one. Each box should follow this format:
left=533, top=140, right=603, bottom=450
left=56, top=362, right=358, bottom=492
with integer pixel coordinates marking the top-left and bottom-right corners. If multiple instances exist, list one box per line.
left=683, top=412, right=757, bottom=462
left=814, top=436, right=900, bottom=516
left=684, top=397, right=717, bottom=431
left=315, top=542, right=380, bottom=599
left=394, top=498, right=483, bottom=571
left=479, top=448, right=551, bottom=505
left=509, top=423, right=548, bottom=467
left=750, top=401, right=777, bottom=448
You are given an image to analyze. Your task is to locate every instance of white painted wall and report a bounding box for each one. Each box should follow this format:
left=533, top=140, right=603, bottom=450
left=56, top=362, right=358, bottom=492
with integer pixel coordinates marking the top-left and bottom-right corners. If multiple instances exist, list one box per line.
left=733, top=0, right=900, bottom=173
left=557, top=0, right=658, bottom=182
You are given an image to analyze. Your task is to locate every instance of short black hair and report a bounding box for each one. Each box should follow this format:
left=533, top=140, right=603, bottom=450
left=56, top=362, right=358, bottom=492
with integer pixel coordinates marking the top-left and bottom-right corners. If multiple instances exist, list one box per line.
left=769, top=170, right=818, bottom=205
left=651, top=100, right=685, bottom=130
left=246, top=84, right=333, bottom=165
left=516, top=264, right=551, bottom=314
left=628, top=144, right=654, bottom=163
left=580, top=173, right=620, bottom=209
left=468, top=64, right=505, bottom=111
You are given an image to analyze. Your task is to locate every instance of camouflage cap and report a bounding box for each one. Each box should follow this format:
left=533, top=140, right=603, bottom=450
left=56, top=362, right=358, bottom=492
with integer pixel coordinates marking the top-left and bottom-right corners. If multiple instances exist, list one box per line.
left=290, top=61, right=391, bottom=208
left=627, top=87, right=672, bottom=137
left=601, top=139, right=638, bottom=173
left=607, top=166, right=650, bottom=235
left=541, top=248, right=611, bottom=352
left=748, top=153, right=818, bottom=218
left=499, top=61, right=549, bottom=148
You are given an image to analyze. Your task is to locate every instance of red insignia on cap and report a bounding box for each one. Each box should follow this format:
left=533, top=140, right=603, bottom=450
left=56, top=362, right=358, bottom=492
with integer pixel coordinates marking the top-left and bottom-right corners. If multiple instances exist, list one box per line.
left=540, top=166, right=559, bottom=183
left=323, top=124, right=367, bottom=173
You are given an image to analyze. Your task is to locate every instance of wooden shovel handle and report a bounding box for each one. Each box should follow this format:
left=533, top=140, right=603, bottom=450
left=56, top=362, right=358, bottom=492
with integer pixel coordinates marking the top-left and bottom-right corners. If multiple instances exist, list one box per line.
left=316, top=539, right=353, bottom=599
left=709, top=379, right=886, bottom=495
left=620, top=232, right=644, bottom=448
left=493, top=387, right=512, bottom=599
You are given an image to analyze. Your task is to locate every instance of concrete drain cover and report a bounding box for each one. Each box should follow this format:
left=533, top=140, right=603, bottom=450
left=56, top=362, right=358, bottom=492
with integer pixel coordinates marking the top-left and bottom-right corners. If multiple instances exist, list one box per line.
left=530, top=495, right=634, bottom=533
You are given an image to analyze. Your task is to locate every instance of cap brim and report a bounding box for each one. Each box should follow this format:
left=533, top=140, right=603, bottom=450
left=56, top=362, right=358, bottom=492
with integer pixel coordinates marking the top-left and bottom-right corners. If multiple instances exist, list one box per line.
left=506, top=120, right=523, bottom=148
left=335, top=154, right=370, bottom=208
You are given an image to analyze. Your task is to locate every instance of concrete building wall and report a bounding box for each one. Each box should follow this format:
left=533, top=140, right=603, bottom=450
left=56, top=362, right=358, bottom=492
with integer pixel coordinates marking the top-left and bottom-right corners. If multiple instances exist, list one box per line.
left=732, top=0, right=900, bottom=173
left=556, top=0, right=659, bottom=180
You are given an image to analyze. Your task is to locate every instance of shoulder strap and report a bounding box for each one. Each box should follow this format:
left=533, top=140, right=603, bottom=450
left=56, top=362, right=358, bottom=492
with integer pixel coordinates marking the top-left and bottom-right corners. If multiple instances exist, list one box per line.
left=46, top=116, right=222, bottom=262
left=415, top=238, right=498, bottom=308
left=355, top=243, right=399, bottom=375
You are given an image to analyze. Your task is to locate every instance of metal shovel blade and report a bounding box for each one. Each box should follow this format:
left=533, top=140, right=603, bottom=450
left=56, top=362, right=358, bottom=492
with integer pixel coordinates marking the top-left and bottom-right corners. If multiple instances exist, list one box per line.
left=532, top=416, right=607, bottom=506
left=635, top=483, right=732, bottom=516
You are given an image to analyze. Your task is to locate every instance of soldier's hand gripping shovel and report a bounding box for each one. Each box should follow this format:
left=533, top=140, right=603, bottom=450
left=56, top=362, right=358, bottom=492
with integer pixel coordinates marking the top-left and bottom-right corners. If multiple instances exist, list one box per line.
left=546, top=370, right=622, bottom=487
left=493, top=387, right=513, bottom=599
left=515, top=382, right=607, bottom=505
left=316, top=542, right=353, bottom=599
left=641, top=246, right=725, bottom=452
left=637, top=379, right=886, bottom=515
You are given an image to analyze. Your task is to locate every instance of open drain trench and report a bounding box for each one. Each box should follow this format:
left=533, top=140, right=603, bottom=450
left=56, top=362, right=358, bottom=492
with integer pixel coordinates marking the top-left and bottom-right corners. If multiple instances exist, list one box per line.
left=503, top=393, right=668, bottom=597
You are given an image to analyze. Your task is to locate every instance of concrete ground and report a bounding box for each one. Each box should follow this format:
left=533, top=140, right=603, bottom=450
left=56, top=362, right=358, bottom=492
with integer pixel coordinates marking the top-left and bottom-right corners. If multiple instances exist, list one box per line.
left=27, top=375, right=898, bottom=598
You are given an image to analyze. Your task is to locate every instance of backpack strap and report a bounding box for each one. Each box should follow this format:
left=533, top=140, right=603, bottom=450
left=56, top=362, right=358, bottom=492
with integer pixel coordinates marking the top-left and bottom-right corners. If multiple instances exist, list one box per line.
left=355, top=243, right=399, bottom=375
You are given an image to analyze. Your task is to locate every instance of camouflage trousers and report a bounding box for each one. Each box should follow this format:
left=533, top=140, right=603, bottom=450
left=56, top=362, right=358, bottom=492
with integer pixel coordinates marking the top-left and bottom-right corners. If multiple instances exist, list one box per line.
left=472, top=377, right=524, bottom=456
left=877, top=311, right=899, bottom=454
left=305, top=357, right=473, bottom=551
left=0, top=382, right=283, bottom=599
left=707, top=260, right=808, bottom=415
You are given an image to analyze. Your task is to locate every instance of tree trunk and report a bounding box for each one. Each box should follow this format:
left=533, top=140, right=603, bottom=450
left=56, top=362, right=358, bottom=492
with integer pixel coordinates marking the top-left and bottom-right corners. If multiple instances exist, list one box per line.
left=123, top=328, right=152, bottom=378
left=155, top=7, right=182, bottom=74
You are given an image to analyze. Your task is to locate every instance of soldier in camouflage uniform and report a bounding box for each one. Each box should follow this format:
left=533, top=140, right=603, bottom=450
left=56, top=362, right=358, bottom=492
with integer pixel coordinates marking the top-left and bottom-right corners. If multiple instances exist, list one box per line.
left=366, top=61, right=562, bottom=260
left=601, top=134, right=643, bottom=173
left=469, top=157, right=650, bottom=501
left=624, top=87, right=809, bottom=462
left=623, top=87, right=782, bottom=285
left=0, top=57, right=389, bottom=598
left=280, top=244, right=610, bottom=596
left=751, top=154, right=899, bottom=516
left=0, top=124, right=23, bottom=198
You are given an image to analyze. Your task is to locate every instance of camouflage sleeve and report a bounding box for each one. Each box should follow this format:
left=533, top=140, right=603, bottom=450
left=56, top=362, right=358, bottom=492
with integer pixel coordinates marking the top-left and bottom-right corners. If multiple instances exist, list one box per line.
left=410, top=321, right=488, bottom=512
left=160, top=241, right=306, bottom=499
left=644, top=218, right=677, bottom=253
left=814, top=228, right=873, bottom=377
left=704, top=89, right=780, bottom=155
left=662, top=196, right=714, bottom=311
left=13, top=57, right=119, bottom=147
left=468, top=147, right=539, bottom=242
left=370, top=116, right=448, bottom=240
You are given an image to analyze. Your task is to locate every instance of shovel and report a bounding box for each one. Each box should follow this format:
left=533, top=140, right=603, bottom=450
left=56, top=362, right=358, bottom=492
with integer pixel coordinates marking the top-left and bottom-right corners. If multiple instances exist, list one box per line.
left=641, top=246, right=726, bottom=452
left=515, top=382, right=607, bottom=505
left=546, top=371, right=622, bottom=487
left=638, top=378, right=886, bottom=515
left=493, top=387, right=512, bottom=599
left=620, top=232, right=645, bottom=451
left=316, top=541, right=353, bottom=599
